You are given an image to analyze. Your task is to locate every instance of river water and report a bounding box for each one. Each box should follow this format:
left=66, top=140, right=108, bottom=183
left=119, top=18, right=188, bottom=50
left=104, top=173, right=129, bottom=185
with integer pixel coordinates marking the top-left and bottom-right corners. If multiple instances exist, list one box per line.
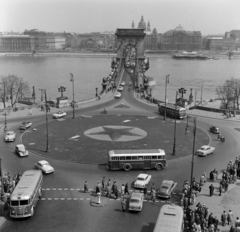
left=0, top=54, right=239, bottom=103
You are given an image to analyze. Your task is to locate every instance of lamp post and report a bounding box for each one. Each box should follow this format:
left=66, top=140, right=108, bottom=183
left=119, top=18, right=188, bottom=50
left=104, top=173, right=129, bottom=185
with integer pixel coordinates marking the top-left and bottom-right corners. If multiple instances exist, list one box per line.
left=70, top=73, right=75, bottom=119
left=95, top=88, right=98, bottom=98
left=45, top=90, right=49, bottom=152
left=4, top=112, right=8, bottom=131
left=172, top=91, right=178, bottom=155
left=185, top=115, right=197, bottom=201
left=164, top=74, right=170, bottom=120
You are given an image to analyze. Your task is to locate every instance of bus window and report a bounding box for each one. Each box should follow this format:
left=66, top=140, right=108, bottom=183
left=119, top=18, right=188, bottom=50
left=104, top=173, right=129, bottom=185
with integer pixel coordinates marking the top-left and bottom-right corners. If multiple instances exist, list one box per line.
left=144, top=156, right=151, bottom=160
left=152, top=156, right=157, bottom=159
left=20, top=200, right=29, bottom=206
left=112, top=156, right=119, bottom=161
left=120, top=157, right=125, bottom=160
left=126, top=156, right=131, bottom=160
left=158, top=156, right=162, bottom=160
left=138, top=156, right=143, bottom=160
left=132, top=156, right=137, bottom=160
left=11, top=201, right=19, bottom=206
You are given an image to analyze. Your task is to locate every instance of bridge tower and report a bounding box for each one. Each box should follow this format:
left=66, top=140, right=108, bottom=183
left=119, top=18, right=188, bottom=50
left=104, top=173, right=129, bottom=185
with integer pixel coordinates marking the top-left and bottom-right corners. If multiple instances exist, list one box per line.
left=115, top=28, right=146, bottom=88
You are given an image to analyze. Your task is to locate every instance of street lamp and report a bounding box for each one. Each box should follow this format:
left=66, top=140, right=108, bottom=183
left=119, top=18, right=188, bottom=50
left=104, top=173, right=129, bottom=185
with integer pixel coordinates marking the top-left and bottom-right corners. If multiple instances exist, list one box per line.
left=172, top=91, right=178, bottom=156
left=70, top=73, right=75, bottom=119
left=185, top=115, right=197, bottom=202
left=164, top=74, right=170, bottom=120
left=4, top=112, right=8, bottom=131
left=44, top=90, right=49, bottom=152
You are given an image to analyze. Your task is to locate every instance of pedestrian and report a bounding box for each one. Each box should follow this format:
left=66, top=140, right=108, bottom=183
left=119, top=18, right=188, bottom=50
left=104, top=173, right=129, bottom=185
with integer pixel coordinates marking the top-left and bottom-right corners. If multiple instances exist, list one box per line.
left=121, top=199, right=126, bottom=212
left=124, top=183, right=129, bottom=195
left=121, top=184, right=125, bottom=196
left=107, top=179, right=111, bottom=187
left=235, top=217, right=240, bottom=228
left=115, top=185, right=119, bottom=199
left=96, top=182, right=100, bottom=195
left=221, top=210, right=227, bottom=226
left=151, top=188, right=156, bottom=202
left=208, top=213, right=214, bottom=228
left=214, top=216, right=219, bottom=231
left=150, top=183, right=155, bottom=193
left=227, top=210, right=234, bottom=226
left=84, top=181, right=89, bottom=193
left=225, top=181, right=229, bottom=192
left=102, top=176, right=105, bottom=190
left=143, top=187, right=147, bottom=196
left=209, top=184, right=214, bottom=196
left=219, top=183, right=222, bottom=196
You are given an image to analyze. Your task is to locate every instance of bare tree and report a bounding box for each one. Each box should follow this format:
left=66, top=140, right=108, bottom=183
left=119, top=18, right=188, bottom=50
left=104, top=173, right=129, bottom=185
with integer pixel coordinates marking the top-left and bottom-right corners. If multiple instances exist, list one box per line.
left=0, top=75, right=30, bottom=108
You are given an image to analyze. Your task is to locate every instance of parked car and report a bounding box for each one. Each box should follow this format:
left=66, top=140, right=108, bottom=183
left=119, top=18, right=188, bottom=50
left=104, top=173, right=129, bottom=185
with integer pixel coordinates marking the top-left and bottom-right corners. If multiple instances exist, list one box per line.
left=134, top=174, right=151, bottom=189
left=120, top=81, right=125, bottom=86
left=195, top=145, right=215, bottom=157
left=118, top=86, right=124, bottom=92
left=115, top=92, right=121, bottom=99
left=19, top=121, right=32, bottom=130
left=209, top=126, right=220, bottom=134
left=52, top=111, right=67, bottom=119
left=15, top=144, right=28, bottom=157
left=35, top=160, right=54, bottom=174
left=157, top=180, right=177, bottom=198
left=129, top=192, right=144, bottom=212
left=5, top=131, right=16, bottom=142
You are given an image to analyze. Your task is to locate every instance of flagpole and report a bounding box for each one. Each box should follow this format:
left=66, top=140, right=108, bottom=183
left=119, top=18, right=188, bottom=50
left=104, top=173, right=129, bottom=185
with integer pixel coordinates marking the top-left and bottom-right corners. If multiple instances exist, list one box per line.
left=70, top=73, right=75, bottom=119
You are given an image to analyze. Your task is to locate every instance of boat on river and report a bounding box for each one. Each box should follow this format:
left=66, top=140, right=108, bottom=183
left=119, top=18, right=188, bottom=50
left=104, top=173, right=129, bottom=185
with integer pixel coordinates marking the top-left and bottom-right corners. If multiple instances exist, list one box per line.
left=172, top=51, right=209, bottom=60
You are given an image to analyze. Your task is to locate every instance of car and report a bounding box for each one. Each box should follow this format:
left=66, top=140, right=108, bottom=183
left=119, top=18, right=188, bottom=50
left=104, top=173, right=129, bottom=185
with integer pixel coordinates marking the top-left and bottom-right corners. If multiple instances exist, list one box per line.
left=130, top=61, right=136, bottom=67
left=120, top=81, right=125, bottom=86
left=115, top=92, right=121, bottom=99
left=129, top=191, right=144, bottom=212
left=15, top=144, right=29, bottom=157
left=35, top=160, right=54, bottom=174
left=19, top=121, right=32, bottom=130
left=134, top=174, right=151, bottom=189
left=5, top=131, right=16, bottom=142
left=118, top=86, right=124, bottom=92
left=124, top=62, right=130, bottom=68
left=209, top=126, right=220, bottom=134
left=157, top=180, right=177, bottom=198
left=195, top=145, right=215, bottom=157
left=52, top=111, right=67, bottom=119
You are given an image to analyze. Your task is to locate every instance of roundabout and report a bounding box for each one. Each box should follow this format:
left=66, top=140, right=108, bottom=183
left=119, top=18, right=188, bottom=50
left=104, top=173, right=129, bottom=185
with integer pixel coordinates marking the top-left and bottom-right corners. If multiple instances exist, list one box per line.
left=22, top=115, right=209, bottom=164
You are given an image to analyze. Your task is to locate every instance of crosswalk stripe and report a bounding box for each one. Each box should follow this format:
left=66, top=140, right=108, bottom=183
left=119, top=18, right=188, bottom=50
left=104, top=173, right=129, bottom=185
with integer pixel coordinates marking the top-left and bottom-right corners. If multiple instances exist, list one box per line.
left=41, top=198, right=45, bottom=200
left=54, top=198, right=58, bottom=200
left=52, top=188, right=56, bottom=190
left=58, top=188, right=62, bottom=190
left=48, top=198, right=52, bottom=200
left=73, top=198, right=78, bottom=200
left=46, top=188, right=50, bottom=190
left=86, top=198, right=90, bottom=200
left=64, top=188, right=68, bottom=190
left=76, top=189, right=81, bottom=191
left=80, top=198, right=84, bottom=200
left=70, top=188, right=74, bottom=190
left=60, top=198, right=65, bottom=200
left=42, top=188, right=45, bottom=190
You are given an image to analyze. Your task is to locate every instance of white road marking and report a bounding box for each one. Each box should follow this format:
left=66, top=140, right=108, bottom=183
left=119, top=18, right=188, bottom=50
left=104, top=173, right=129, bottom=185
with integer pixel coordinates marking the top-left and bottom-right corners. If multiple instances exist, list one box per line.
left=67, top=198, right=71, bottom=200
left=80, top=198, right=84, bottom=200
left=123, top=120, right=131, bottom=123
left=41, top=198, right=45, bottom=200
left=58, top=188, right=62, bottom=190
left=60, top=198, right=65, bottom=200
left=52, top=188, right=56, bottom=190
left=48, top=198, right=52, bottom=200
left=86, top=198, right=91, bottom=200
left=46, top=188, right=50, bottom=190
left=54, top=198, right=58, bottom=200
left=73, top=198, right=78, bottom=200
left=42, top=188, right=45, bottom=190
left=70, top=135, right=80, bottom=139
left=70, top=188, right=74, bottom=190
left=64, top=188, right=68, bottom=190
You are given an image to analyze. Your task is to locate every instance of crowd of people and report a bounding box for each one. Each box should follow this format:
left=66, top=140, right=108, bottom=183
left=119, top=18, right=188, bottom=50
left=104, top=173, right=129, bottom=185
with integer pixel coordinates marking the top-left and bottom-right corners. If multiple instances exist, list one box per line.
left=182, top=157, right=240, bottom=232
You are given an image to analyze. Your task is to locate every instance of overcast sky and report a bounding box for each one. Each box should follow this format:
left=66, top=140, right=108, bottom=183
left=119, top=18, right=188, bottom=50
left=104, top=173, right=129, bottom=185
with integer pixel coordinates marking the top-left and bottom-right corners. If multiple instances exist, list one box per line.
left=1, top=0, right=240, bottom=35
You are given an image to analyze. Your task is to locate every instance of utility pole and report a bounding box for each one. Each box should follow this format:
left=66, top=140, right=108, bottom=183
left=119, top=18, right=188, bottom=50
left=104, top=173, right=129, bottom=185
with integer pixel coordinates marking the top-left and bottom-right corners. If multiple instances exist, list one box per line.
left=164, top=75, right=170, bottom=120
left=200, top=82, right=203, bottom=105
left=172, top=91, right=178, bottom=156
left=70, top=73, right=75, bottom=119
left=45, top=90, right=49, bottom=152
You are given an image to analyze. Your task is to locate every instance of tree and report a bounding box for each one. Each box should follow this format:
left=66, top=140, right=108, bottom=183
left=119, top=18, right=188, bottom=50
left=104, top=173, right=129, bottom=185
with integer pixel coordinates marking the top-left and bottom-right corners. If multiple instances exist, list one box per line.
left=0, top=75, right=30, bottom=108
left=215, top=77, right=240, bottom=109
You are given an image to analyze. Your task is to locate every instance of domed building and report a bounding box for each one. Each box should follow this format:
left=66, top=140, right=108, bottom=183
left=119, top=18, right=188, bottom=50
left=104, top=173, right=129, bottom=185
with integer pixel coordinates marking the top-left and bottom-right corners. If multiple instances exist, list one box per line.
left=131, top=16, right=158, bottom=50
left=161, top=25, right=202, bottom=50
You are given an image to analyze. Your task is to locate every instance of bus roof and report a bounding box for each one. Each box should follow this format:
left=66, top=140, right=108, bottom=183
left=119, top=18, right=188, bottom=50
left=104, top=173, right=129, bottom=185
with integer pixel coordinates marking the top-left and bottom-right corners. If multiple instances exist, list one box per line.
left=154, top=204, right=183, bottom=232
left=109, top=149, right=165, bottom=156
left=158, top=103, right=185, bottom=110
left=10, top=170, right=42, bottom=201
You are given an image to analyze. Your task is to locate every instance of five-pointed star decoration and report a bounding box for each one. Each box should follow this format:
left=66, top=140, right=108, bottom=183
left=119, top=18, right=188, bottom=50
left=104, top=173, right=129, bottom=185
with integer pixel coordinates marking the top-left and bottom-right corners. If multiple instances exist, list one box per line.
left=88, top=126, right=143, bottom=141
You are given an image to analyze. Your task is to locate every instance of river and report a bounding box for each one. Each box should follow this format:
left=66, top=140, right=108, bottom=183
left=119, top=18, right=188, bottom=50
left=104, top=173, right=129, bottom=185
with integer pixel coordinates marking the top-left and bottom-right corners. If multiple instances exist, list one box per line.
left=0, top=54, right=239, bottom=103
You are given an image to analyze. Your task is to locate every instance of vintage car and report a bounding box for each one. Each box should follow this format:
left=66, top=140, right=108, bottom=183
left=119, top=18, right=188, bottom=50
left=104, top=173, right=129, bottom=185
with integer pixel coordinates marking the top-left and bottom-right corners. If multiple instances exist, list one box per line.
left=115, top=92, right=121, bottom=99
left=120, top=81, right=125, bottom=86
left=19, top=121, right=32, bottom=130
left=35, top=160, right=54, bottom=174
left=195, top=145, right=215, bottom=157
left=129, top=192, right=144, bottom=212
left=5, top=131, right=16, bottom=142
left=157, top=180, right=177, bottom=198
left=209, top=126, right=220, bottom=134
left=15, top=144, right=29, bottom=157
left=52, top=111, right=67, bottom=119
left=134, top=174, right=151, bottom=189
left=118, top=86, right=124, bottom=92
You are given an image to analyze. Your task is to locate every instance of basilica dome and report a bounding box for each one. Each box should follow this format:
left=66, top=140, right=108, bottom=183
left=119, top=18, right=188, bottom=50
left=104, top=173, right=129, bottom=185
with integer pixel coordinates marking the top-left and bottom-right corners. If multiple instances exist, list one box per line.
left=173, top=25, right=186, bottom=33
left=138, top=16, right=146, bottom=30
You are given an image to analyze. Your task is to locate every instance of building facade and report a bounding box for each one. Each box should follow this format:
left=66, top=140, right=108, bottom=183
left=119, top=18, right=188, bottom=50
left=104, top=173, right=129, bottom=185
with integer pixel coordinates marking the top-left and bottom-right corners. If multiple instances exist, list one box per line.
left=161, top=25, right=202, bottom=51
left=0, top=35, right=31, bottom=51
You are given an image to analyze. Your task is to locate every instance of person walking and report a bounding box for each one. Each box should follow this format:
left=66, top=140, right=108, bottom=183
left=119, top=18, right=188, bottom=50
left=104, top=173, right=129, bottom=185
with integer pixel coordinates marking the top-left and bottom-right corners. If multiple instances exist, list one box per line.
left=84, top=181, right=89, bottom=193
left=214, top=216, right=219, bottom=231
left=115, top=185, right=119, bottom=199
left=219, top=183, right=222, bottom=196
left=124, top=183, right=129, bottom=195
left=121, top=199, right=126, bottom=212
left=209, top=184, right=214, bottom=196
left=235, top=217, right=240, bottom=228
left=121, top=184, right=125, bottom=196
left=96, top=182, right=100, bottom=196
left=151, top=188, right=156, bottom=202
left=221, top=210, right=227, bottom=226
left=228, top=210, right=234, bottom=226
left=102, top=176, right=105, bottom=190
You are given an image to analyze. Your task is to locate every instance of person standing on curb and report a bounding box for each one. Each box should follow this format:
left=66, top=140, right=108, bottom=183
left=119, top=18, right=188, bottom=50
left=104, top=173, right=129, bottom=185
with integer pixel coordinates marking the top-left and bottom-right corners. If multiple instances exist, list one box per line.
left=84, top=181, right=89, bottom=193
left=151, top=188, right=156, bottom=202
left=209, top=184, right=214, bottom=196
left=228, top=210, right=234, bottom=226
left=124, top=183, right=129, bottom=195
left=221, top=210, right=227, bottom=226
left=219, top=183, right=222, bottom=196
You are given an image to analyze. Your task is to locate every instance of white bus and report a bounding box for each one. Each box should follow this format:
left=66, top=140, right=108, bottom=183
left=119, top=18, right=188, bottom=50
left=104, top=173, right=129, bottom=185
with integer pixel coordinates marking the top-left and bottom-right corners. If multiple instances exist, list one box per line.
left=153, top=204, right=184, bottom=232
left=107, top=149, right=167, bottom=171
left=10, top=170, right=43, bottom=218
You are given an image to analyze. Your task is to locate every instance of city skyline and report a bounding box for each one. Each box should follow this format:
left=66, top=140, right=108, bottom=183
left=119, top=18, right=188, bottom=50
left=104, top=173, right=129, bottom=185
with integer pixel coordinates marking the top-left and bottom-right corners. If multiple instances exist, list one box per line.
left=1, top=0, right=240, bottom=35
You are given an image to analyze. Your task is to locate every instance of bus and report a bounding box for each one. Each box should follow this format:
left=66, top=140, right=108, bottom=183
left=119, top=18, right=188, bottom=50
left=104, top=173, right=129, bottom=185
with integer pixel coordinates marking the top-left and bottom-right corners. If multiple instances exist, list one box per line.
left=10, top=170, right=43, bottom=218
left=107, top=149, right=167, bottom=171
left=158, top=103, right=186, bottom=119
left=153, top=204, right=184, bottom=232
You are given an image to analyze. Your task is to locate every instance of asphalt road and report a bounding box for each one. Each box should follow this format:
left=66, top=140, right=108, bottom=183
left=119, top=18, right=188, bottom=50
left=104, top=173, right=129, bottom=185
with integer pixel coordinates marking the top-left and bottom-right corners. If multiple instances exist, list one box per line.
left=1, top=69, right=240, bottom=232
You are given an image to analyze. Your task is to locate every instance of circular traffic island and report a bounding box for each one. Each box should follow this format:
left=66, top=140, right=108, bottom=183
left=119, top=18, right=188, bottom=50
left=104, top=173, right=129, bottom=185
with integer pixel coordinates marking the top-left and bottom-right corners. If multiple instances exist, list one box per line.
left=22, top=115, right=209, bottom=164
